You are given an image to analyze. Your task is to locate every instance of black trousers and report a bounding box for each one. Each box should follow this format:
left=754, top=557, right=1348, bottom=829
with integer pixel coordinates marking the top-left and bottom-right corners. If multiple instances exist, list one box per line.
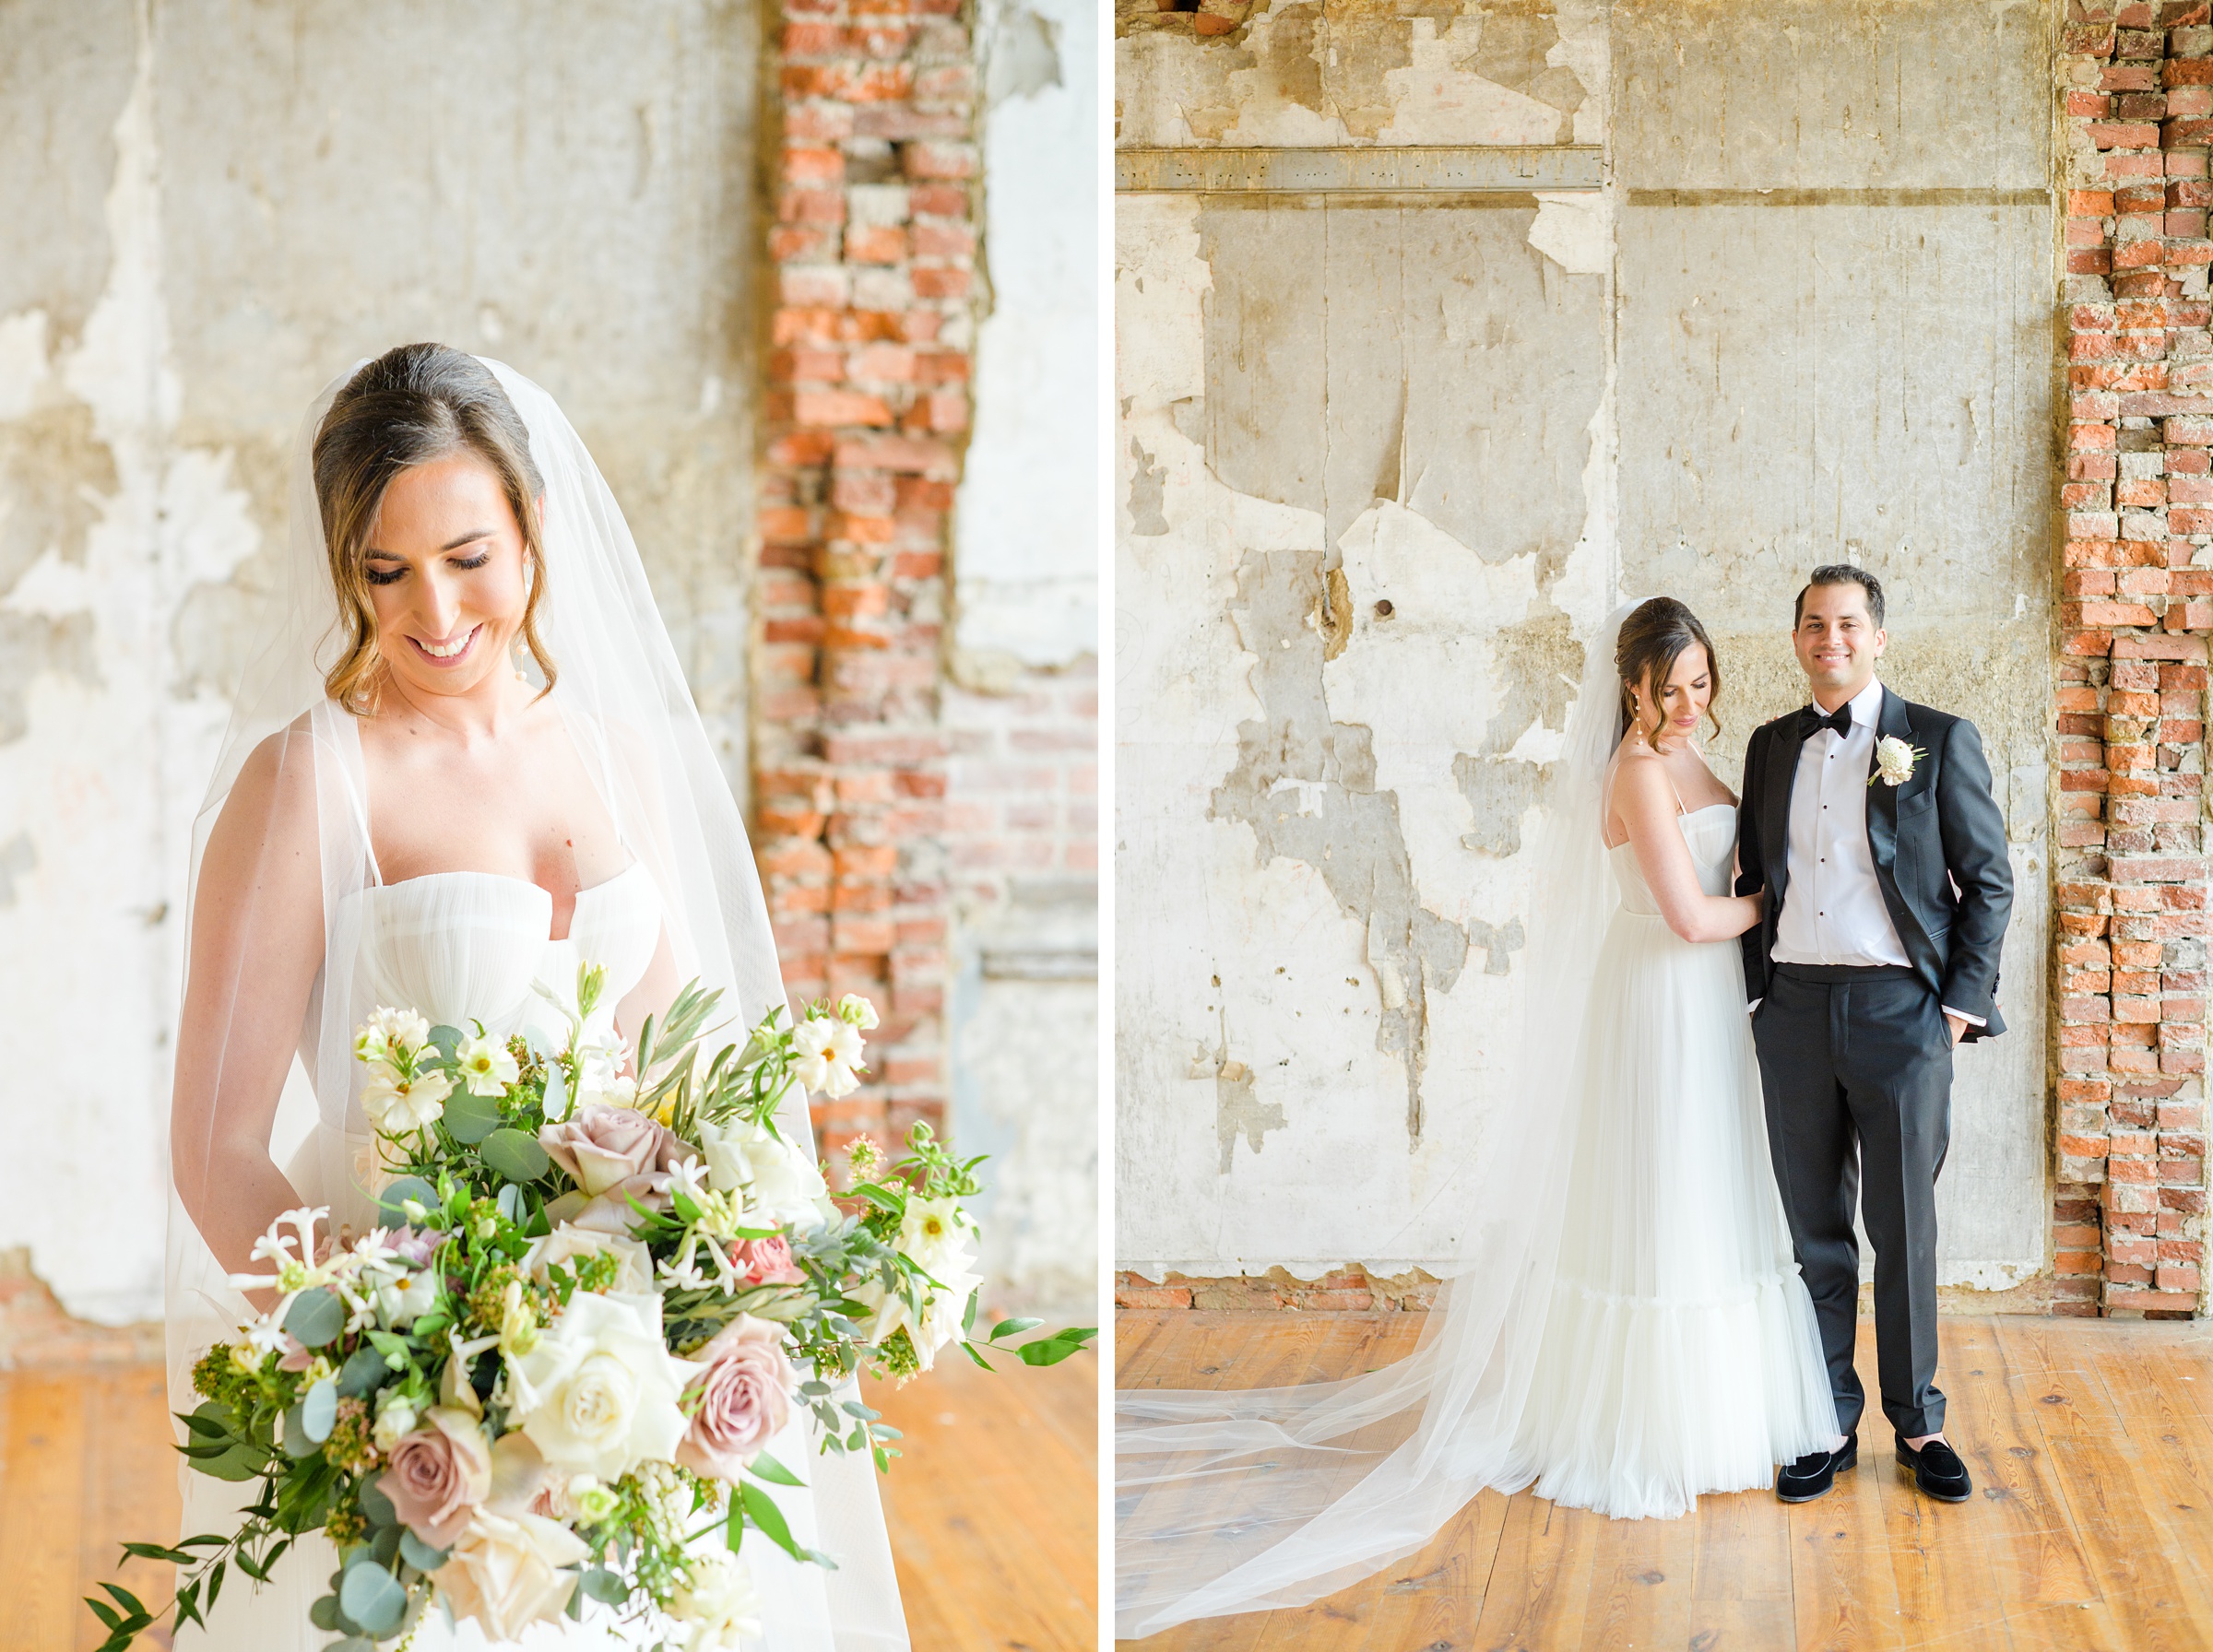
left=1750, top=966, right=1952, bottom=1439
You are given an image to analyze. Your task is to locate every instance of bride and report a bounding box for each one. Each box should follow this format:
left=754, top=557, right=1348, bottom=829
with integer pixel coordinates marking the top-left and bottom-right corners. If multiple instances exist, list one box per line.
left=165, top=344, right=908, bottom=1648
left=1115, top=597, right=1840, bottom=1637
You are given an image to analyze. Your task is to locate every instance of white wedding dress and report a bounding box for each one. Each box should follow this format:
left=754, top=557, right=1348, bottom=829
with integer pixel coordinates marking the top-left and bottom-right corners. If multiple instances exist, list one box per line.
left=1508, top=799, right=1840, bottom=1517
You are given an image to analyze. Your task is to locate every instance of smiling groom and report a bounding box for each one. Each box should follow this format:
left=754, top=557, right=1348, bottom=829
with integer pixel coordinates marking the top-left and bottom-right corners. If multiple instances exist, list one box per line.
left=1734, top=565, right=2013, bottom=1506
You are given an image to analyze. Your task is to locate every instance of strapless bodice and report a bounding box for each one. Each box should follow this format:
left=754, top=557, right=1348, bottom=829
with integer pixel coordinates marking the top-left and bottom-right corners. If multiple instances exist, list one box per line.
left=1608, top=804, right=1737, bottom=915
left=342, top=860, right=662, bottom=1048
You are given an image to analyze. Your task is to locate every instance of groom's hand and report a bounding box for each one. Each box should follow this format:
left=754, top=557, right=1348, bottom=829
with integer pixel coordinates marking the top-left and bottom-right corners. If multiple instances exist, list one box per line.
left=1946, top=1012, right=1968, bottom=1047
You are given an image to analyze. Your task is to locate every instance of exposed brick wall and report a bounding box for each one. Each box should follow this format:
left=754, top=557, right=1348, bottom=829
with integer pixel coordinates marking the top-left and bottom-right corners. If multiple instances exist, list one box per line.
left=754, top=0, right=977, bottom=1164
left=2056, top=0, right=2212, bottom=1318
left=943, top=662, right=1100, bottom=903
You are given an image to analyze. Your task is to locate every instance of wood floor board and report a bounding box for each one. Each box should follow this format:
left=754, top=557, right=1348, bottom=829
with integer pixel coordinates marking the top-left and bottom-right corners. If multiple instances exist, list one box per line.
left=1, top=1374, right=94, bottom=1652
left=1988, top=1321, right=2207, bottom=1652
left=1115, top=1313, right=2213, bottom=1652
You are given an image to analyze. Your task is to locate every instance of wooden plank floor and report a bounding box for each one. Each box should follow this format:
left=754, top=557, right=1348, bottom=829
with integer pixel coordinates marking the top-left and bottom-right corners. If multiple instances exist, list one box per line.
left=0, top=1350, right=1096, bottom=1652
left=1117, top=1311, right=2213, bottom=1652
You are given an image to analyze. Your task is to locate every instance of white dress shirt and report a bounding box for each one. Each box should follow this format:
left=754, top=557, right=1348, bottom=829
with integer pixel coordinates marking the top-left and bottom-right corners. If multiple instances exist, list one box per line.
left=1771, top=678, right=1982, bottom=1025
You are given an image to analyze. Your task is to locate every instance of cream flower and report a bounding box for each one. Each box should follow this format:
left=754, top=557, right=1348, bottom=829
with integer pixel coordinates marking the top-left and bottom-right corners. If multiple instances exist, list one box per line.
left=355, top=1006, right=431, bottom=1069
left=852, top=1255, right=982, bottom=1372
left=694, top=1115, right=829, bottom=1230
left=434, top=1508, right=588, bottom=1641
left=362, top=1066, right=453, bottom=1133
left=522, top=1222, right=657, bottom=1297
left=505, top=1292, right=700, bottom=1482
left=670, top=1552, right=763, bottom=1650
left=373, top=1266, right=441, bottom=1328
left=456, top=1031, right=520, bottom=1098
left=835, top=992, right=879, bottom=1032
left=792, top=1015, right=864, bottom=1099
left=897, top=1197, right=972, bottom=1272
left=373, top=1388, right=420, bottom=1453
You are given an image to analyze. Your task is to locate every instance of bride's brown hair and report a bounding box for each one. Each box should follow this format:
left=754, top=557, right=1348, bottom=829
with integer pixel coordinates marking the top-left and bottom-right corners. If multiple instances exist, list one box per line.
left=1615, top=596, right=1722, bottom=747
left=313, top=343, right=557, bottom=714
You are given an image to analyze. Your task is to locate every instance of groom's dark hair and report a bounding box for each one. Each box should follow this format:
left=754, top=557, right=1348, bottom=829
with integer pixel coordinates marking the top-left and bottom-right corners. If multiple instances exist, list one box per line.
left=1794, top=563, right=1885, bottom=630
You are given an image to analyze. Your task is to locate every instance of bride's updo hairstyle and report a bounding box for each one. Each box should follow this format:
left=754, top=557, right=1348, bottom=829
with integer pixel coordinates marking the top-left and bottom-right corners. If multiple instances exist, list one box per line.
left=313, top=342, right=556, bottom=713
left=1614, top=596, right=1722, bottom=747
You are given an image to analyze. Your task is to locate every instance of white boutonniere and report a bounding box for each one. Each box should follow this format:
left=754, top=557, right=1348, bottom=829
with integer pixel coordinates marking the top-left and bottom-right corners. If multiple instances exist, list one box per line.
left=1870, top=735, right=1924, bottom=788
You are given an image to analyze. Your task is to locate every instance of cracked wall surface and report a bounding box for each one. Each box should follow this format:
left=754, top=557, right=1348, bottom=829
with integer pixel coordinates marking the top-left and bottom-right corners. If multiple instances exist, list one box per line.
left=0, top=0, right=760, bottom=1323
left=1118, top=0, right=2055, bottom=1289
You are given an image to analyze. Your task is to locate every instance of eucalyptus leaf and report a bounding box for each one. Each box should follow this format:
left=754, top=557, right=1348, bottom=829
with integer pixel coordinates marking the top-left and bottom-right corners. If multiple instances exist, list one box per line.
left=302, top=1377, right=337, bottom=1444
left=397, top=1529, right=449, bottom=1572
left=340, top=1561, right=408, bottom=1636
left=328, top=1640, right=376, bottom=1652
left=358, top=1470, right=396, bottom=1528
left=581, top=1567, right=630, bottom=1604
left=371, top=1522, right=404, bottom=1567
left=480, top=1127, right=551, bottom=1183
left=427, top=1023, right=464, bottom=1060
left=496, top=1182, right=527, bottom=1223
left=376, top=1174, right=439, bottom=1226
left=442, top=1088, right=502, bottom=1144
left=307, top=1594, right=344, bottom=1632
left=280, top=1403, right=318, bottom=1459
left=284, top=1286, right=345, bottom=1348
left=198, top=1436, right=265, bottom=1481
left=540, top=1063, right=568, bottom=1121
left=337, top=1346, right=389, bottom=1399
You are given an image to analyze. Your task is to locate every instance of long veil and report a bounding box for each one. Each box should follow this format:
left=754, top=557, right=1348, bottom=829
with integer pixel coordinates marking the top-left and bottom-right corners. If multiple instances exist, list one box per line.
left=1113, top=601, right=1639, bottom=1637
left=162, top=358, right=907, bottom=1648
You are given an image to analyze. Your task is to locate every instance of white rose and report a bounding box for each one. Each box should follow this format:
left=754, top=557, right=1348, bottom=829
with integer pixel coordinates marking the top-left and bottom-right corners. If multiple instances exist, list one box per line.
left=695, top=1115, right=829, bottom=1230
left=505, top=1292, right=700, bottom=1482
left=433, top=1508, right=588, bottom=1641
left=522, top=1222, right=657, bottom=1297
left=670, top=1552, right=763, bottom=1650
left=792, top=1015, right=864, bottom=1099
left=361, top=1066, right=453, bottom=1133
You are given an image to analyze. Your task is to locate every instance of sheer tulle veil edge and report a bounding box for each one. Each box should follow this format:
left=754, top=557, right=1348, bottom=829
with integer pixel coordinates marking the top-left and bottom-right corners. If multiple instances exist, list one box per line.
left=1112, top=601, right=1642, bottom=1639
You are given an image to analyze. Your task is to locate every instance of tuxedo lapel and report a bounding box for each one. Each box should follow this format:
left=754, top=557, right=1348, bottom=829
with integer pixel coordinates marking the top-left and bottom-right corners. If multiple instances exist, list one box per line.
left=1765, top=718, right=1805, bottom=903
left=1865, top=685, right=1911, bottom=870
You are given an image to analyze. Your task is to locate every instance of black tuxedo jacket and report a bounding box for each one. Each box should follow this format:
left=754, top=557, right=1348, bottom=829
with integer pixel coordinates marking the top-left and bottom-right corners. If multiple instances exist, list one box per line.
left=1734, top=685, right=2013, bottom=1041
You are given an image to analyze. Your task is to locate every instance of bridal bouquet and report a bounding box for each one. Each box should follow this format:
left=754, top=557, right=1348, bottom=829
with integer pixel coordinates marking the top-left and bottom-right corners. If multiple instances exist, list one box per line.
left=88, top=974, right=1092, bottom=1651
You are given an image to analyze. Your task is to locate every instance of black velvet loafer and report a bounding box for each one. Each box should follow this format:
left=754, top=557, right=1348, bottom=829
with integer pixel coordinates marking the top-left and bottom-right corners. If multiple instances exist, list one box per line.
left=1895, top=1436, right=1972, bottom=1503
left=1775, top=1434, right=1857, bottom=1503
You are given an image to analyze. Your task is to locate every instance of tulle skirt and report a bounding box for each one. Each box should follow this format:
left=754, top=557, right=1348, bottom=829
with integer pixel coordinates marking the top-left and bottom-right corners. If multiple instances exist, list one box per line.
left=1506, top=909, right=1840, bottom=1519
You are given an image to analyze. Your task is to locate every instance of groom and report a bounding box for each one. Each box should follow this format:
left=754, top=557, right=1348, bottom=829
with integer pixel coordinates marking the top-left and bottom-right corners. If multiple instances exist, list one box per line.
left=1734, top=565, right=2012, bottom=1505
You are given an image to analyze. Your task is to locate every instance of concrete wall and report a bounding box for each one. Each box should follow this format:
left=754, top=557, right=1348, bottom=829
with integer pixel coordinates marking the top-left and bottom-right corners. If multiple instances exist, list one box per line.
left=1116, top=0, right=2056, bottom=1292
left=0, top=0, right=763, bottom=1324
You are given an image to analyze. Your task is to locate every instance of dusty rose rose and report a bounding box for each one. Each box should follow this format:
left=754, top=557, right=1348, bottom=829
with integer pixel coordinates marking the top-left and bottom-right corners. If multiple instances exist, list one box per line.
left=538, top=1104, right=681, bottom=1199
left=277, top=1333, right=313, bottom=1373
left=675, top=1316, right=794, bottom=1481
left=728, top=1235, right=804, bottom=1287
left=385, top=1406, right=491, bottom=1548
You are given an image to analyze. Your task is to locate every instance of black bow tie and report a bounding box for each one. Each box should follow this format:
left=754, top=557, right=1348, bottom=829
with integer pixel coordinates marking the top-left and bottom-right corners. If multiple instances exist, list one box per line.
left=1796, top=702, right=1853, bottom=740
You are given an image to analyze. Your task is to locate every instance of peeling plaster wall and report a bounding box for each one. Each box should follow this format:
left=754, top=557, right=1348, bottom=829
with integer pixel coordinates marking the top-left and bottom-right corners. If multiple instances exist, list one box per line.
left=0, top=0, right=759, bottom=1323
left=1116, top=0, right=2055, bottom=1291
